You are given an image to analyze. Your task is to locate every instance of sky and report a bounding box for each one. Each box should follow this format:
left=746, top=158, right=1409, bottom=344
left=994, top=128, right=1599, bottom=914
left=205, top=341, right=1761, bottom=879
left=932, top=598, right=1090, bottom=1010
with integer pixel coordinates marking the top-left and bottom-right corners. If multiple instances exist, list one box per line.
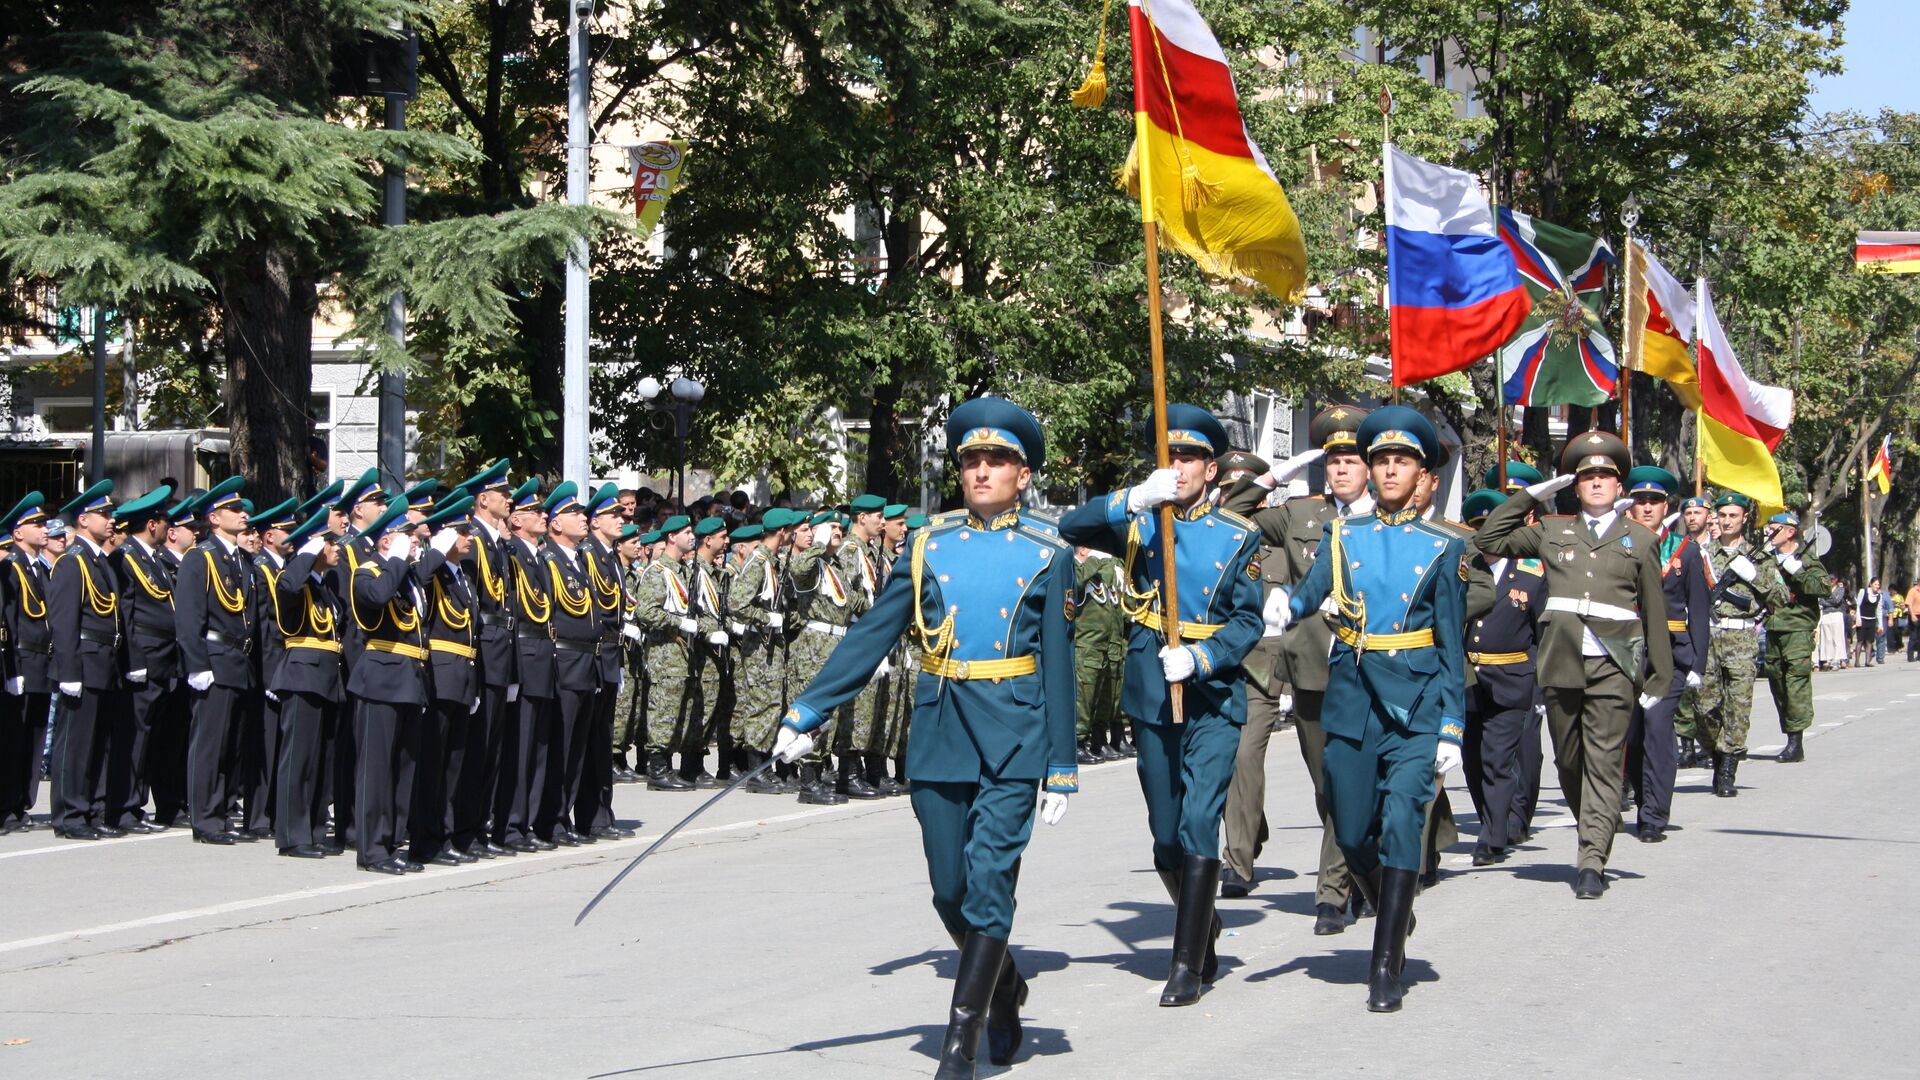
left=1807, top=0, right=1918, bottom=118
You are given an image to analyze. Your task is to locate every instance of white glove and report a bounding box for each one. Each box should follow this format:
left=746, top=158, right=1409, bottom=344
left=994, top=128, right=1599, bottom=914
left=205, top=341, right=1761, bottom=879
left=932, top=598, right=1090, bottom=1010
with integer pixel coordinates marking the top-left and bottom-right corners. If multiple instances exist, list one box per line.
left=869, top=656, right=895, bottom=684
left=1777, top=553, right=1803, bottom=575
left=298, top=536, right=326, bottom=557
left=265, top=689, right=278, bottom=702
left=383, top=533, right=415, bottom=562
left=1662, top=511, right=1682, bottom=531
left=767, top=612, right=785, bottom=630
left=678, top=617, right=699, bottom=634
left=1524, top=474, right=1576, bottom=500
left=1261, top=588, right=1292, bottom=637
left=127, top=668, right=148, bottom=684
left=1434, top=741, right=1463, bottom=776
left=470, top=697, right=481, bottom=714
left=430, top=529, right=458, bottom=554
left=1729, top=555, right=1757, bottom=582
left=3, top=676, right=20, bottom=696
left=1271, top=448, right=1326, bottom=486
left=59, top=681, right=82, bottom=697
left=1126, top=468, right=1181, bottom=515
left=1613, top=497, right=1635, bottom=514
left=1685, top=670, right=1702, bottom=689
left=1159, top=644, right=1196, bottom=683
left=1040, top=792, right=1069, bottom=826
left=187, top=671, right=214, bottom=692
left=772, top=725, right=814, bottom=764
left=1637, top=692, right=1661, bottom=710
left=506, top=683, right=520, bottom=703
left=1278, top=692, right=1294, bottom=715
left=622, top=623, right=643, bottom=642
left=706, top=630, right=729, bottom=647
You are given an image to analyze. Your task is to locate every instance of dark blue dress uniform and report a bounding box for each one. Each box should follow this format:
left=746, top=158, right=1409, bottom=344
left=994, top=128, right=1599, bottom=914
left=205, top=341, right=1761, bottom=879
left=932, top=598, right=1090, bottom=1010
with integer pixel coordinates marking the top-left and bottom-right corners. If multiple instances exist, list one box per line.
left=1058, top=403, right=1262, bottom=1008
left=47, top=482, right=125, bottom=839
left=331, top=466, right=392, bottom=847
left=1286, top=407, right=1468, bottom=1013
left=105, top=486, right=178, bottom=834
left=778, top=398, right=1076, bottom=1079
left=269, top=508, right=346, bottom=855
left=0, top=493, right=54, bottom=832
left=1458, top=489, right=1547, bottom=860
left=538, top=483, right=603, bottom=847
left=175, top=478, right=258, bottom=843
left=345, top=501, right=431, bottom=872
left=452, top=459, right=518, bottom=857
left=238, top=498, right=299, bottom=840
left=1625, top=467, right=1710, bottom=841
left=580, top=483, right=627, bottom=837
left=415, top=495, right=480, bottom=865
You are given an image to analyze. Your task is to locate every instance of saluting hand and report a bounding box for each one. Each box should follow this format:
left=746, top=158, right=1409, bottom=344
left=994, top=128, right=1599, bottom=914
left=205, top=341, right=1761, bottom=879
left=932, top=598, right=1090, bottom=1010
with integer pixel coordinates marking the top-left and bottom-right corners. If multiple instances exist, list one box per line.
left=1127, top=469, right=1181, bottom=515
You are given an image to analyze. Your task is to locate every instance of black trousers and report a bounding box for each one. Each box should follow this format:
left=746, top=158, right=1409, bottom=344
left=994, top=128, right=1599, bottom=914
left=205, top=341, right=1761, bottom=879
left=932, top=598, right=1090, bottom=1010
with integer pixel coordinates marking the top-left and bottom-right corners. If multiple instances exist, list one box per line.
left=354, top=698, right=418, bottom=865
left=540, top=686, right=594, bottom=840
left=146, top=683, right=190, bottom=826
left=104, top=675, right=171, bottom=827
left=1, top=691, right=51, bottom=827
left=1628, top=668, right=1686, bottom=831
left=1465, top=687, right=1532, bottom=850
left=188, top=684, right=243, bottom=835
left=458, top=683, right=508, bottom=851
left=333, top=692, right=360, bottom=846
left=503, top=695, right=553, bottom=844
left=239, top=690, right=280, bottom=834
left=581, top=678, right=617, bottom=832
left=274, top=692, right=333, bottom=849
left=412, top=699, right=465, bottom=859
left=51, top=688, right=110, bottom=830
left=1516, top=703, right=1544, bottom=834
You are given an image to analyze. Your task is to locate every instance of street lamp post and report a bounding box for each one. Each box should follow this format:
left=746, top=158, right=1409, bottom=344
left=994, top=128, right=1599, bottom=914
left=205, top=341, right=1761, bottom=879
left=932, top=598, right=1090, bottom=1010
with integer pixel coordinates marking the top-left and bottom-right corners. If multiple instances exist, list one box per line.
left=638, top=376, right=704, bottom=508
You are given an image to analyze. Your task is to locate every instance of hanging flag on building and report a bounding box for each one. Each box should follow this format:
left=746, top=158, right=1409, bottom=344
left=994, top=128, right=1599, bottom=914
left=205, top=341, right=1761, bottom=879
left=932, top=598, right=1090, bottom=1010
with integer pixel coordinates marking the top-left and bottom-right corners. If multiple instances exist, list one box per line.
left=628, top=140, right=689, bottom=238
left=1856, top=231, right=1920, bottom=274
left=1115, top=0, right=1307, bottom=300
left=1495, top=208, right=1618, bottom=406
left=1382, top=144, right=1532, bottom=386
left=1623, top=240, right=1700, bottom=409
left=1696, top=277, right=1793, bottom=507
left=1869, top=433, right=1893, bottom=494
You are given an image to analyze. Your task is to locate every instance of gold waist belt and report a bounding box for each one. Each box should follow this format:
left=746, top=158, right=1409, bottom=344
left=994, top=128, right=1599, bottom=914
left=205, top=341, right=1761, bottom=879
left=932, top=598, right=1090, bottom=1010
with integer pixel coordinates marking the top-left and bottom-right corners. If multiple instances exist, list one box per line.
left=1666, top=620, right=1688, bottom=632
left=1335, top=626, right=1436, bottom=652
left=921, top=655, right=1037, bottom=681
left=1132, top=610, right=1223, bottom=641
left=366, top=640, right=426, bottom=661
left=429, top=640, right=476, bottom=659
left=285, top=636, right=341, bottom=653
left=1468, top=650, right=1528, bottom=665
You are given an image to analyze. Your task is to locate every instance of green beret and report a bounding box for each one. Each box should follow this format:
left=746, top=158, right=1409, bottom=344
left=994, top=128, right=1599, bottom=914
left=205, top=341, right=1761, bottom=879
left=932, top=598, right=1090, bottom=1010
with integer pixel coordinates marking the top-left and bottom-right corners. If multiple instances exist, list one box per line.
left=693, top=516, right=726, bottom=537
left=906, top=513, right=929, bottom=530
left=731, top=523, right=765, bottom=541
left=849, top=494, right=886, bottom=513
left=639, top=529, right=662, bottom=544
left=883, top=503, right=908, bottom=520
left=618, top=523, right=640, bottom=542
left=658, top=515, right=692, bottom=534
left=1714, top=492, right=1754, bottom=511
left=761, top=507, right=794, bottom=529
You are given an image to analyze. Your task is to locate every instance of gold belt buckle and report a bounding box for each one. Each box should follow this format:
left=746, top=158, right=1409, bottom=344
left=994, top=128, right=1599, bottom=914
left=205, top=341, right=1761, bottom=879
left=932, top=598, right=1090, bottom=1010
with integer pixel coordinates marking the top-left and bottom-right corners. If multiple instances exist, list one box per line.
left=954, top=660, right=971, bottom=680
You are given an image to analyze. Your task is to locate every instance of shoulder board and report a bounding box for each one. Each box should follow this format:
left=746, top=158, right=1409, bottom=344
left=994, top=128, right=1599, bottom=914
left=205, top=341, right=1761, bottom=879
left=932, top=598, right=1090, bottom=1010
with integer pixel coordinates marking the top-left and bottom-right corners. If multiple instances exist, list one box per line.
left=1017, top=524, right=1070, bottom=551
left=1410, top=518, right=1459, bottom=543
left=1517, top=558, right=1545, bottom=575
left=1018, top=509, right=1059, bottom=533
left=930, top=510, right=967, bottom=526
left=1213, top=507, right=1256, bottom=531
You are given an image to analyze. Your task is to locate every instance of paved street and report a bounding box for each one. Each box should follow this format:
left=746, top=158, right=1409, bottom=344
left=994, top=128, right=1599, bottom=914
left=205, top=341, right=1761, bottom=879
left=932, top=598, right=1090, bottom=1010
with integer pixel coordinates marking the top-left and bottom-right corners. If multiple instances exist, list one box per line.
left=2, top=660, right=1915, bottom=1079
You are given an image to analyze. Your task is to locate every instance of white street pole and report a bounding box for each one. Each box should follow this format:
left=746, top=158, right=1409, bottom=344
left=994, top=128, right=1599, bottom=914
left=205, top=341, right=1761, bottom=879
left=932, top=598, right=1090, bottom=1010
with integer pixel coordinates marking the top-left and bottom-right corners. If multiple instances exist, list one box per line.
left=563, top=1, right=592, bottom=485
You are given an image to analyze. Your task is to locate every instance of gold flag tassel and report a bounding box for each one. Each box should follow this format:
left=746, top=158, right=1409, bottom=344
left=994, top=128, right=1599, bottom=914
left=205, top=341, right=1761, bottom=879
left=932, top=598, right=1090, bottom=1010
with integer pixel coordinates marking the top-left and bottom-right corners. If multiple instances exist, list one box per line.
left=1177, top=146, right=1219, bottom=210
left=1071, top=0, right=1114, bottom=108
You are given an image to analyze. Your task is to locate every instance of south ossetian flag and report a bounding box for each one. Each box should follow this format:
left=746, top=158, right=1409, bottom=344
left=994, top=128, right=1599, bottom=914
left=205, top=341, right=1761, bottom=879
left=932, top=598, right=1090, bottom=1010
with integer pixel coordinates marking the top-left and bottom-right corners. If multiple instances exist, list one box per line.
left=1383, top=144, right=1533, bottom=386
left=1696, top=276, right=1793, bottom=508
left=1856, top=231, right=1920, bottom=274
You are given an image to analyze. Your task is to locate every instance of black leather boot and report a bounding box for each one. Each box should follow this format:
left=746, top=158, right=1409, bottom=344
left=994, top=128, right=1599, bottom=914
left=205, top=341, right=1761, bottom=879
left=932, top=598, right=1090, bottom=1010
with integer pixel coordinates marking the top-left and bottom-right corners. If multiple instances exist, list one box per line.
left=1778, top=732, right=1805, bottom=763
left=1077, top=739, right=1099, bottom=765
left=841, top=755, right=883, bottom=800
left=934, top=933, right=1006, bottom=1080
left=1712, top=751, right=1737, bottom=797
left=1677, top=736, right=1698, bottom=768
left=646, top=751, right=693, bottom=791
left=1367, top=867, right=1418, bottom=1013
left=1159, top=854, right=1222, bottom=1006
left=1723, top=753, right=1740, bottom=795
left=986, top=949, right=1029, bottom=1066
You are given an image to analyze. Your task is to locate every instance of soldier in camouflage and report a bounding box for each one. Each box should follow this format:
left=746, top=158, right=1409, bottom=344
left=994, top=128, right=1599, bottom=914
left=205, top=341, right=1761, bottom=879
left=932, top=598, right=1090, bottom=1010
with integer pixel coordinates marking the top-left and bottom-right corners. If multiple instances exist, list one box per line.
left=1759, top=511, right=1829, bottom=764
left=633, top=516, right=698, bottom=792
left=611, top=526, right=650, bottom=783
left=726, top=513, right=790, bottom=793
left=685, top=517, right=732, bottom=787
left=833, top=494, right=890, bottom=799
left=1697, top=493, right=1789, bottom=797
left=784, top=511, right=850, bottom=805
left=1072, top=545, right=1128, bottom=764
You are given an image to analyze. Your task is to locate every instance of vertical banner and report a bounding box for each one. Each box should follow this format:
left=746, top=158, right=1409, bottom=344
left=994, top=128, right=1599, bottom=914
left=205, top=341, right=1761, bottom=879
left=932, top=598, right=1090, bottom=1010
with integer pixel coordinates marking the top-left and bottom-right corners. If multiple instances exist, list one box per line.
left=628, top=140, right=689, bottom=237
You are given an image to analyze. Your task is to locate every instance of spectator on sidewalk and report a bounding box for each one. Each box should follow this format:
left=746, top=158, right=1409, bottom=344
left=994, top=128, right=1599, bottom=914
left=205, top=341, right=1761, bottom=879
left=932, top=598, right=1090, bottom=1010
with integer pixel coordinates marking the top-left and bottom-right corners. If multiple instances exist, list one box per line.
left=1855, top=578, right=1890, bottom=667
left=1817, top=577, right=1851, bottom=670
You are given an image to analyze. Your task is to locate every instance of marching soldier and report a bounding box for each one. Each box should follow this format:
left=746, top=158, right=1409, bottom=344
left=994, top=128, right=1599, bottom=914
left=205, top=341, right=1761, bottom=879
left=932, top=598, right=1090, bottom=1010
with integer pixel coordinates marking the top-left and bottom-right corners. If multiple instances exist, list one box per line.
left=1760, top=512, right=1829, bottom=764
left=1282, top=408, right=1470, bottom=1012
left=343, top=499, right=431, bottom=873
left=1060, top=403, right=1264, bottom=1008
left=0, top=493, right=53, bottom=833
left=772, top=397, right=1077, bottom=1078
left=270, top=508, right=345, bottom=858
left=1621, top=467, right=1709, bottom=843
left=1697, top=493, right=1789, bottom=796
left=106, top=485, right=177, bottom=835
left=1673, top=495, right=1715, bottom=767
left=685, top=516, right=732, bottom=787
left=1475, top=432, right=1672, bottom=899
left=783, top=511, right=850, bottom=805
left=726, top=517, right=788, bottom=791
left=1221, top=404, right=1372, bottom=933
left=48, top=481, right=125, bottom=841
left=1460, top=488, right=1547, bottom=864
left=633, top=514, right=697, bottom=792
left=1072, top=545, right=1128, bottom=766
left=175, top=477, right=257, bottom=845
left=1207, top=448, right=1275, bottom=897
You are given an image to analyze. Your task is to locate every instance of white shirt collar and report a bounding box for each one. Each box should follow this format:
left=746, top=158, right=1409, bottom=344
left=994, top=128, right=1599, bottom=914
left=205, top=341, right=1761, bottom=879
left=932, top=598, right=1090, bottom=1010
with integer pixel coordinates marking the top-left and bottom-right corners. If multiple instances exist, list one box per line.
left=1335, top=492, right=1375, bottom=517
left=80, top=536, right=109, bottom=558
left=1582, top=508, right=1618, bottom=536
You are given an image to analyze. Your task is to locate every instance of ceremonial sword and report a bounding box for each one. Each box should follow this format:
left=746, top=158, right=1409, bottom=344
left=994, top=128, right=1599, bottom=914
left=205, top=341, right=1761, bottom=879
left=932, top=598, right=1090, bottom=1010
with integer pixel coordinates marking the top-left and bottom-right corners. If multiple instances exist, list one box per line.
left=575, top=755, right=778, bottom=925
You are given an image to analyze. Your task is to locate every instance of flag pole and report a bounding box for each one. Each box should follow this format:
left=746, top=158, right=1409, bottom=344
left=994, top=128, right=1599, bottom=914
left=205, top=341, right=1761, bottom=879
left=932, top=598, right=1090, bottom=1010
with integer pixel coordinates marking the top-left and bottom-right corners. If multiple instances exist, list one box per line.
left=1137, top=105, right=1185, bottom=724
left=1694, top=275, right=1705, bottom=498
left=1862, top=431, right=1875, bottom=586
left=1487, top=130, right=1508, bottom=490
left=1381, top=87, right=1400, bottom=406
left=1619, top=198, right=1640, bottom=451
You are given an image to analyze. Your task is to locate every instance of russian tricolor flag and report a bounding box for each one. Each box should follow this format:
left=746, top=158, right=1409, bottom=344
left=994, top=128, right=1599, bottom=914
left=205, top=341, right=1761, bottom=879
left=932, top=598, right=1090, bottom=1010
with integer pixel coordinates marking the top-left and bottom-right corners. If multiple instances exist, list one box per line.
left=1384, top=145, right=1533, bottom=387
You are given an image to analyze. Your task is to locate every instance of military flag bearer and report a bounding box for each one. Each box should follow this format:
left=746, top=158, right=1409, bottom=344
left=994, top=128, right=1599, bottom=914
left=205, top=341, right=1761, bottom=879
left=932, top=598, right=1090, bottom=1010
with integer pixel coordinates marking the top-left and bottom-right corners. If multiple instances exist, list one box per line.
left=1761, top=512, right=1829, bottom=763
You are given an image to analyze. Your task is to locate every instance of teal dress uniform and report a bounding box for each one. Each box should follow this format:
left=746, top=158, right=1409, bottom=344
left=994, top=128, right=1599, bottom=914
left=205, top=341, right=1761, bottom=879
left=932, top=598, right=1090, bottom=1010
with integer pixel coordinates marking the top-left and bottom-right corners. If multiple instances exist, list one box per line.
left=1285, top=407, right=1468, bottom=1014
left=1058, top=403, right=1263, bottom=1009
left=777, top=398, right=1076, bottom=1079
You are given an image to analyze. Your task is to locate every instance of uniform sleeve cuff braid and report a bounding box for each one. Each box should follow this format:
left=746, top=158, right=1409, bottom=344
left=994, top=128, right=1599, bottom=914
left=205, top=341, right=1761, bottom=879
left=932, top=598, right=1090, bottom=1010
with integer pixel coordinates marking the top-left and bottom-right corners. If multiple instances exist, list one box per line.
left=1439, top=719, right=1465, bottom=745
left=783, top=702, right=826, bottom=734
left=1045, top=766, right=1080, bottom=794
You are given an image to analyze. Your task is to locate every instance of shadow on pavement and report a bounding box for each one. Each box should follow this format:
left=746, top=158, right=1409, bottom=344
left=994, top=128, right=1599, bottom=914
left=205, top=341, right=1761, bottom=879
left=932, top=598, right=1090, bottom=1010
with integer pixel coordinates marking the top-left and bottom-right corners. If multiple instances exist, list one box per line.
left=1241, top=948, right=1439, bottom=992
left=1713, top=827, right=1920, bottom=845
left=587, top=1023, right=1072, bottom=1076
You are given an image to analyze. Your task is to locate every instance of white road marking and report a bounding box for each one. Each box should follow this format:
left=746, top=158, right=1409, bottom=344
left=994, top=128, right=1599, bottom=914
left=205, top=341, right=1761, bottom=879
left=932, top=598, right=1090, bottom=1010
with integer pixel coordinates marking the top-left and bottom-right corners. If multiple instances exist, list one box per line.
left=0, top=828, right=188, bottom=861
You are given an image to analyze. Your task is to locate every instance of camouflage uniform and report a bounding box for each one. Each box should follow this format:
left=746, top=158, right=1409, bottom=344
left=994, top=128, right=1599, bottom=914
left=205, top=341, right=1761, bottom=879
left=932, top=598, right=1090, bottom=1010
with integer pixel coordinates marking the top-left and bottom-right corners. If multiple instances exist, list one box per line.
left=1073, top=551, right=1127, bottom=751
left=612, top=558, right=647, bottom=764
left=726, top=544, right=786, bottom=753
left=834, top=535, right=887, bottom=757
left=1763, top=547, right=1830, bottom=737
left=1698, top=537, right=1789, bottom=755
left=633, top=558, right=695, bottom=765
left=687, top=554, right=729, bottom=777
left=785, top=537, right=851, bottom=801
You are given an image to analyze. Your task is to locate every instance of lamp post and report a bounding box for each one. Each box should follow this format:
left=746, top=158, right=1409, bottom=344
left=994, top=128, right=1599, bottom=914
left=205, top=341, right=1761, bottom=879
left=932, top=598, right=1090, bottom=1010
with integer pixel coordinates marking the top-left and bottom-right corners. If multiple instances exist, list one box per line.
left=638, top=376, right=704, bottom=508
